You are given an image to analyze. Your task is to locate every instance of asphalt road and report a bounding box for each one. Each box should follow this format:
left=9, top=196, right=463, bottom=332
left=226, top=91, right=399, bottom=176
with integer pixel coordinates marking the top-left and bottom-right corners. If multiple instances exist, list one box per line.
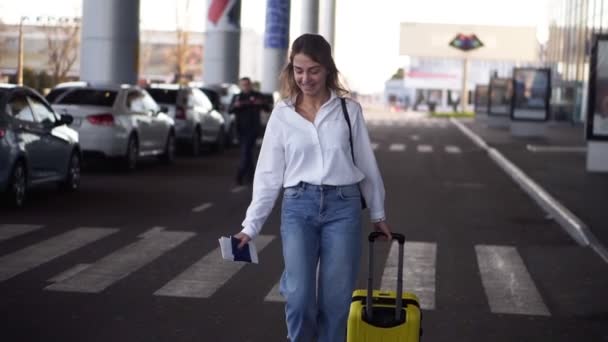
left=1, top=111, right=607, bottom=341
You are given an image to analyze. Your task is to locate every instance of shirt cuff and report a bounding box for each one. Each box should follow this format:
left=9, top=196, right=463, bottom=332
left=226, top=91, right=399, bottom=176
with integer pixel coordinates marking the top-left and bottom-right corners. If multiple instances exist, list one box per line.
left=370, top=216, right=386, bottom=223
left=240, top=225, right=258, bottom=240
left=369, top=210, right=386, bottom=223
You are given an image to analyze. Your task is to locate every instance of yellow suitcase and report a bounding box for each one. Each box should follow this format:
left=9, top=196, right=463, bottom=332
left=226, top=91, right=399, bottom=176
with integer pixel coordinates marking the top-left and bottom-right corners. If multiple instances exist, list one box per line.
left=347, top=232, right=422, bottom=341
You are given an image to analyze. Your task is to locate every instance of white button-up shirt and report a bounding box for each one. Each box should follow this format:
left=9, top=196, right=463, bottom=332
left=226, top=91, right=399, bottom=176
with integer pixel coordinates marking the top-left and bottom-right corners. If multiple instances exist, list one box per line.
left=241, top=92, right=386, bottom=239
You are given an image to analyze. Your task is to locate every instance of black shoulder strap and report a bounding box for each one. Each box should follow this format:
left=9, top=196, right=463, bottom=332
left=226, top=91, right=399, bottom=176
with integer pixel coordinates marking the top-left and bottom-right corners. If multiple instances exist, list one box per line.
left=340, top=98, right=356, bottom=165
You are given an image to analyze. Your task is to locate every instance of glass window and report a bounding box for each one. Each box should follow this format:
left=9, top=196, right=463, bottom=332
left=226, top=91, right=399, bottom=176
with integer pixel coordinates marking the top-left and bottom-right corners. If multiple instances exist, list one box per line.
left=146, top=88, right=178, bottom=105
left=192, top=88, right=213, bottom=112
left=28, top=95, right=57, bottom=127
left=126, top=90, right=146, bottom=112
left=45, top=87, right=72, bottom=103
left=8, top=94, right=35, bottom=122
left=141, top=90, right=159, bottom=112
left=57, top=89, right=118, bottom=107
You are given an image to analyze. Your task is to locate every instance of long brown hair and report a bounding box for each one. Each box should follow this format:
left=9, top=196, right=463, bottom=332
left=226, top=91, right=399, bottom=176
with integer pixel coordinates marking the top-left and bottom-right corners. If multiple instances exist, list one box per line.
left=279, top=33, right=349, bottom=100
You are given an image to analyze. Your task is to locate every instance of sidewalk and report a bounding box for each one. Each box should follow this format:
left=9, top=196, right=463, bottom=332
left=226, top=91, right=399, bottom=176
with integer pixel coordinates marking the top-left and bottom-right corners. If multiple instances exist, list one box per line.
left=461, top=118, right=608, bottom=257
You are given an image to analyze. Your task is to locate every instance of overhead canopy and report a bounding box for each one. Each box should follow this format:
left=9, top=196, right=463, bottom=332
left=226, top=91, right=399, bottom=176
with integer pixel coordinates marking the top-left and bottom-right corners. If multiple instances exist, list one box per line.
left=400, top=22, right=539, bottom=62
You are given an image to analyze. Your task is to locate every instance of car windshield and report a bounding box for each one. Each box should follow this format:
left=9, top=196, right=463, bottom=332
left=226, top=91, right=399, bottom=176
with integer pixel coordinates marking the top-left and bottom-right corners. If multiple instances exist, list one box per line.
left=46, top=87, right=74, bottom=103
left=147, top=88, right=178, bottom=104
left=56, top=89, right=117, bottom=107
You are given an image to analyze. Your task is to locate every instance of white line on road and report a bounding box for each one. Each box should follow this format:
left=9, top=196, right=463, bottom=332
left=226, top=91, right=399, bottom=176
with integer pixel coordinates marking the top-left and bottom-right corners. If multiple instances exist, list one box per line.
left=154, top=235, right=275, bottom=298
left=371, top=143, right=379, bottom=151
left=264, top=280, right=284, bottom=302
left=417, top=145, right=433, bottom=153
left=389, top=144, right=406, bottom=152
left=46, top=227, right=195, bottom=293
left=48, top=263, right=91, bottom=283
left=445, top=145, right=462, bottom=154
left=231, top=186, right=247, bottom=193
left=410, top=135, right=420, bottom=141
left=192, top=202, right=213, bottom=213
left=0, top=224, right=43, bottom=242
left=475, top=245, right=550, bottom=316
left=526, top=145, right=587, bottom=153
left=0, top=228, right=118, bottom=283
left=380, top=241, right=437, bottom=310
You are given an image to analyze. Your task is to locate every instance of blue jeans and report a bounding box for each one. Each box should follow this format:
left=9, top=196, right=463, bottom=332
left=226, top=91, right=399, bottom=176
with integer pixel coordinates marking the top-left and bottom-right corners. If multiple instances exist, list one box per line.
left=279, top=182, right=362, bottom=342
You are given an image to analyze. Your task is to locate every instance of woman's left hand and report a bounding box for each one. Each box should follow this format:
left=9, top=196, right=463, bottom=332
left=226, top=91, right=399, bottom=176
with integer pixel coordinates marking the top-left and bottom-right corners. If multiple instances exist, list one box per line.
left=372, top=220, right=392, bottom=241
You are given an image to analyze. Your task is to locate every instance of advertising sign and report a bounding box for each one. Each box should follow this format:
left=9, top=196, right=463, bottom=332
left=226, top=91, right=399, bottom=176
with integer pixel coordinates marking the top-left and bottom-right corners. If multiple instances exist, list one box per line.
left=587, top=35, right=608, bottom=140
left=264, top=0, right=290, bottom=49
left=488, top=78, right=512, bottom=117
left=511, top=68, right=551, bottom=121
left=474, top=85, right=489, bottom=115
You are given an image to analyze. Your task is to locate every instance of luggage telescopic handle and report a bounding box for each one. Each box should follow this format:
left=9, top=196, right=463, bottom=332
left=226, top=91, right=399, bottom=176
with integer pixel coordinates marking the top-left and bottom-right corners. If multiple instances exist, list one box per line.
left=366, top=232, right=405, bottom=322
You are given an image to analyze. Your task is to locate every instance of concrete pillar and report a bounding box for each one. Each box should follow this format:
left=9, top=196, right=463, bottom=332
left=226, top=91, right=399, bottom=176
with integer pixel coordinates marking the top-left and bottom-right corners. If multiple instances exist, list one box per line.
left=203, top=0, right=241, bottom=85
left=262, top=0, right=291, bottom=93
left=319, top=0, right=335, bottom=49
left=80, top=0, right=140, bottom=84
left=301, top=0, right=319, bottom=34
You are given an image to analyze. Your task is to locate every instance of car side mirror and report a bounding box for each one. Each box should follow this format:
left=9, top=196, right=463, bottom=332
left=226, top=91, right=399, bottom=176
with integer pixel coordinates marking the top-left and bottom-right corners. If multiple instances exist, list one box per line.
left=59, top=114, right=74, bottom=126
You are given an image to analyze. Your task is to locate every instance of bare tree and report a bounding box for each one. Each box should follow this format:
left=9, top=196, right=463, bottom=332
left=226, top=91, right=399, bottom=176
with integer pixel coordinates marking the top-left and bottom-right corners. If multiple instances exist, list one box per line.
left=40, top=17, right=80, bottom=84
left=174, top=0, right=191, bottom=84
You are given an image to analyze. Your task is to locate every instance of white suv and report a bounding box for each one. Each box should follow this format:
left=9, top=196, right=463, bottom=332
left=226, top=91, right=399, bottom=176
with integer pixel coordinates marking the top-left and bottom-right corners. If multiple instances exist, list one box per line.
left=50, top=84, right=176, bottom=170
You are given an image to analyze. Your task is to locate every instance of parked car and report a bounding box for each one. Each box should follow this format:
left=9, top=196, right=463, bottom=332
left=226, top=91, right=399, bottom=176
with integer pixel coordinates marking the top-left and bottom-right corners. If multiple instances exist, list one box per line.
left=0, top=84, right=80, bottom=207
left=49, top=83, right=175, bottom=171
left=198, top=86, right=238, bottom=146
left=146, top=84, right=226, bottom=155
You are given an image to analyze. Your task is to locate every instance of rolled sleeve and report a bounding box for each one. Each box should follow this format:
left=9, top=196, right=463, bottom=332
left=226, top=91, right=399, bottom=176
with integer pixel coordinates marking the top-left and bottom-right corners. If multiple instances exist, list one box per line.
left=240, top=113, right=285, bottom=239
left=351, top=102, right=386, bottom=222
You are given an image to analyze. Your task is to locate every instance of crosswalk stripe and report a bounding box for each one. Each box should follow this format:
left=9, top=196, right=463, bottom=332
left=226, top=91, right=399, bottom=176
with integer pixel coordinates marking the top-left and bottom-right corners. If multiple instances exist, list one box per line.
left=46, top=227, right=194, bottom=293
left=380, top=241, right=437, bottom=310
left=389, top=144, right=406, bottom=152
left=48, top=263, right=91, bottom=283
left=154, top=235, right=275, bottom=298
left=0, top=224, right=43, bottom=242
left=371, top=143, right=379, bottom=151
left=192, top=202, right=213, bottom=213
left=475, top=245, right=550, bottom=316
left=410, top=135, right=420, bottom=141
left=264, top=280, right=284, bottom=302
left=445, top=145, right=462, bottom=154
left=231, top=186, right=247, bottom=193
left=0, top=227, right=118, bottom=283
left=417, top=145, right=433, bottom=153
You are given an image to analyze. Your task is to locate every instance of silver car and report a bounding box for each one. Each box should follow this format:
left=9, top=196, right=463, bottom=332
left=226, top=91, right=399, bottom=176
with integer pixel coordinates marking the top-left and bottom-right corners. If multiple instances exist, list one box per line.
left=146, top=84, right=226, bottom=155
left=0, top=84, right=80, bottom=207
left=50, top=84, right=176, bottom=170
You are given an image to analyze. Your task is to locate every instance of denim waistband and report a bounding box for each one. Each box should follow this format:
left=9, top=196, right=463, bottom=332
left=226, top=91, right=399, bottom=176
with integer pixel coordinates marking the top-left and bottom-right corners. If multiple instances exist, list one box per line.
left=288, top=181, right=357, bottom=191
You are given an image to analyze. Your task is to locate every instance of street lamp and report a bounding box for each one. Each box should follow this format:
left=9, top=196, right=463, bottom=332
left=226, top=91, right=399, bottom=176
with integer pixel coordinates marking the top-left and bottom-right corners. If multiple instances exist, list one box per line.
left=16, top=16, right=28, bottom=85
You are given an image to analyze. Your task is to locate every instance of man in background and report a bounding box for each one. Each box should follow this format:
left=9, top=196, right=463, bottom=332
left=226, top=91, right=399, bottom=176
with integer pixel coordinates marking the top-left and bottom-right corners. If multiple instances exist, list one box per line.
left=228, top=77, right=271, bottom=185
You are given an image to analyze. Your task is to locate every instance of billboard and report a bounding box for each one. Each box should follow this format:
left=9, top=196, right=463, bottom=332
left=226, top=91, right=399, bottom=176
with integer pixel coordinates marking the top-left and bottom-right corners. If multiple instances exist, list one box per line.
left=587, top=35, right=608, bottom=140
left=474, top=85, right=489, bottom=115
left=511, top=68, right=551, bottom=121
left=488, top=78, right=512, bottom=117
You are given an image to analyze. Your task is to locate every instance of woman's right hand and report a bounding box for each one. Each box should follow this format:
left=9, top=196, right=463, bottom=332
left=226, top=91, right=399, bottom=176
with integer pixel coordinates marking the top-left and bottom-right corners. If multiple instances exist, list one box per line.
left=233, top=232, right=252, bottom=249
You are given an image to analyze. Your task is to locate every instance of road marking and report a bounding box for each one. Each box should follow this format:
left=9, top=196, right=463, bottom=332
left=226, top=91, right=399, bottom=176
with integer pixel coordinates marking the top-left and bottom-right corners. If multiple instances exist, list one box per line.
left=155, top=235, right=275, bottom=298
left=0, top=228, right=118, bottom=283
left=48, top=263, right=91, bottom=283
left=445, top=145, right=462, bottom=154
left=526, top=145, right=587, bottom=153
left=410, top=135, right=420, bottom=141
left=371, top=143, right=379, bottom=151
left=475, top=245, right=550, bottom=316
left=380, top=241, right=437, bottom=310
left=46, top=227, right=194, bottom=293
left=389, top=144, right=406, bottom=152
left=231, top=186, right=247, bottom=193
left=417, top=145, right=433, bottom=153
left=0, top=224, right=43, bottom=242
left=264, top=280, right=284, bottom=302
left=192, top=202, right=213, bottom=213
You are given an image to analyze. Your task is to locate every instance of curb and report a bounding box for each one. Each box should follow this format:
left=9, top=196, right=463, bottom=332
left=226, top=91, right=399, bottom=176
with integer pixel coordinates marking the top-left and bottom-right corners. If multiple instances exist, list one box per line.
left=450, top=118, right=608, bottom=264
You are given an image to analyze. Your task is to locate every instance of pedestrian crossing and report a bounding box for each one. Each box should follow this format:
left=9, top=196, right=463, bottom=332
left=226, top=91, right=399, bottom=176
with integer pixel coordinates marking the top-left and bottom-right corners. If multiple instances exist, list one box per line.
left=0, top=224, right=554, bottom=317
left=374, top=143, right=463, bottom=154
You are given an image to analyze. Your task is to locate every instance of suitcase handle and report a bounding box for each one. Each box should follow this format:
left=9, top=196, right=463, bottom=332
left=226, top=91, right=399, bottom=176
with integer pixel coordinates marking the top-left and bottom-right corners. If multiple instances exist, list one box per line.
left=366, top=232, right=405, bottom=323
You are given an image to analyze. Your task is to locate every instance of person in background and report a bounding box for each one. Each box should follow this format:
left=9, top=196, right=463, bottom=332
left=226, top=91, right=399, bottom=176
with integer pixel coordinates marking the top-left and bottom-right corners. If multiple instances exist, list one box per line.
left=228, top=77, right=271, bottom=185
left=233, top=34, right=392, bottom=342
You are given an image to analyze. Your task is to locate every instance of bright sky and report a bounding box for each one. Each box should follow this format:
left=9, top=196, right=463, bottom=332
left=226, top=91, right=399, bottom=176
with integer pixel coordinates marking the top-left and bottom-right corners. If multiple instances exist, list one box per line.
left=0, top=0, right=548, bottom=93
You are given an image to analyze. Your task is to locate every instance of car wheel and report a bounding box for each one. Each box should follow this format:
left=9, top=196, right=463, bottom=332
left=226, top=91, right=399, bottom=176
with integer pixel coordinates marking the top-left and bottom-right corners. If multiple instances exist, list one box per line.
left=123, top=135, right=138, bottom=171
left=5, top=161, right=26, bottom=208
left=160, top=132, right=176, bottom=164
left=60, top=152, right=81, bottom=192
left=191, top=128, right=201, bottom=156
left=211, top=128, right=226, bottom=153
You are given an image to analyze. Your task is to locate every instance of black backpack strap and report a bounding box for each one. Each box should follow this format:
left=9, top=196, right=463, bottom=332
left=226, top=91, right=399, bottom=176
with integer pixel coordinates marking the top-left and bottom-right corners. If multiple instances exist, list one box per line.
left=340, top=98, right=356, bottom=164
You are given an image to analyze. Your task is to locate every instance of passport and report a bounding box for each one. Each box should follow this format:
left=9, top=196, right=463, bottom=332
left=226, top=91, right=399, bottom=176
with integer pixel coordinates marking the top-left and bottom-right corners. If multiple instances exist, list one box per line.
left=218, top=236, right=259, bottom=264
